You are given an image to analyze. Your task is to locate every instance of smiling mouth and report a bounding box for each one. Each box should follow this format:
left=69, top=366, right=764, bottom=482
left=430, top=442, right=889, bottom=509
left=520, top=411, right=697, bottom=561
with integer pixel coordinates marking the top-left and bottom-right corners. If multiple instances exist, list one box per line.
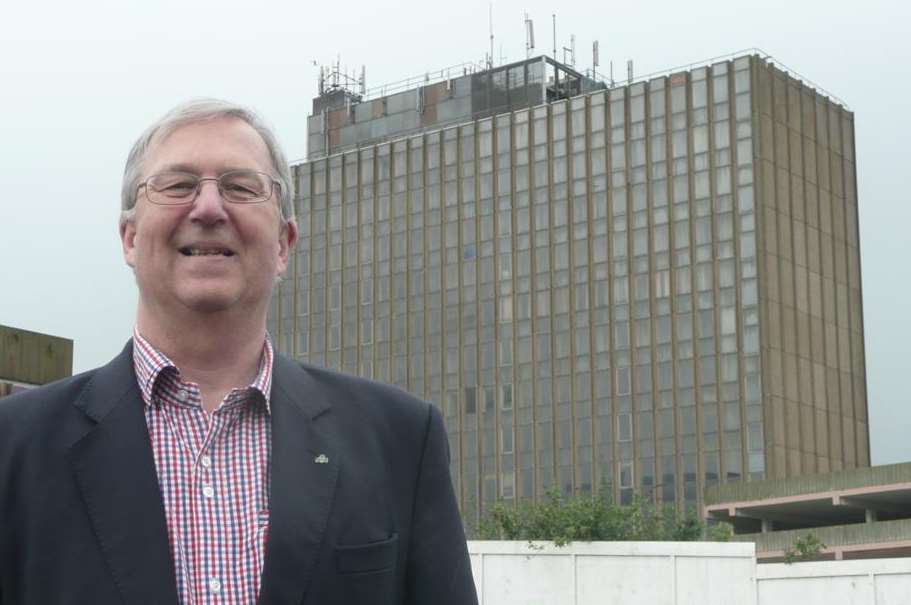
left=179, top=247, right=235, bottom=257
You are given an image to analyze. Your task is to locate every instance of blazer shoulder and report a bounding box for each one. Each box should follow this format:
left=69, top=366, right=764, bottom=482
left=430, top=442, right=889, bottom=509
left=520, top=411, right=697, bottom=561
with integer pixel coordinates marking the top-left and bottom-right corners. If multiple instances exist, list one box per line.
left=0, top=369, right=98, bottom=442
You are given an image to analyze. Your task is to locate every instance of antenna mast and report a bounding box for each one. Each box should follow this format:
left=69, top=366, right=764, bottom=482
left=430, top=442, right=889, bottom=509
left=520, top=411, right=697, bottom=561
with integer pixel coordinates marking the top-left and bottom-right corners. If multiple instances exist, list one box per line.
left=316, top=57, right=364, bottom=101
left=592, top=40, right=600, bottom=79
left=551, top=14, right=556, bottom=60
left=563, top=34, right=576, bottom=67
left=488, top=2, right=494, bottom=68
left=551, top=14, right=558, bottom=87
left=525, top=12, right=535, bottom=59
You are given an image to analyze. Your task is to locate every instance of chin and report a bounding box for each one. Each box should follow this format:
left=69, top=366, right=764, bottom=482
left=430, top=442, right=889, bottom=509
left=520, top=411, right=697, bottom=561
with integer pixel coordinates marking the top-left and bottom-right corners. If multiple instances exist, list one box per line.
left=177, top=287, right=243, bottom=314
left=186, top=298, right=238, bottom=314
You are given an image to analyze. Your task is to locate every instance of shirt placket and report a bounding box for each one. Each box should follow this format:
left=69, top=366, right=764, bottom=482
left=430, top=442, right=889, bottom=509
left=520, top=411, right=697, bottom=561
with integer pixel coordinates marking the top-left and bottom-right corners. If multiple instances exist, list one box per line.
left=200, top=394, right=249, bottom=604
left=198, top=405, right=230, bottom=604
left=165, top=386, right=230, bottom=605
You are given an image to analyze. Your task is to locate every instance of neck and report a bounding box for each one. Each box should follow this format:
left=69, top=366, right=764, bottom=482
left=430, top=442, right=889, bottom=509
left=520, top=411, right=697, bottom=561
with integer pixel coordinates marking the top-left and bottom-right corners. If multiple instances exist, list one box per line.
left=136, top=303, right=267, bottom=412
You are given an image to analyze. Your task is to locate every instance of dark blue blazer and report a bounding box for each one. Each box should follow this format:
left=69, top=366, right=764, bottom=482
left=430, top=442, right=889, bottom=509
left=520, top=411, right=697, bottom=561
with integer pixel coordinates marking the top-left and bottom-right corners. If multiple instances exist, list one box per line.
left=0, top=342, right=478, bottom=605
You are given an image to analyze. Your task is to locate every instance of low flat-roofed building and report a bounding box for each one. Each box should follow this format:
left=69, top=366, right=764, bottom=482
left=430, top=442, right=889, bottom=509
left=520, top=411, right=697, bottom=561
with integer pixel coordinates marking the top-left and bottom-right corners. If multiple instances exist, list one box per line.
left=0, top=325, right=73, bottom=396
left=705, top=462, right=911, bottom=561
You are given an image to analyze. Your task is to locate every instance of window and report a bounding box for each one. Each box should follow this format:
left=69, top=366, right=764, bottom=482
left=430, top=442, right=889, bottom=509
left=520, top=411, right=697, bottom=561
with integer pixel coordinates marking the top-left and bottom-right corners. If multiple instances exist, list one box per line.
left=501, top=472, right=515, bottom=499
left=484, top=387, right=496, bottom=413
left=614, top=321, right=629, bottom=349
left=464, top=387, right=476, bottom=414
left=328, top=324, right=340, bottom=351
left=655, top=270, right=671, bottom=298
left=445, top=390, right=458, bottom=418
left=616, top=366, right=631, bottom=395
left=677, top=360, right=694, bottom=389
left=500, top=296, right=513, bottom=322
left=501, top=429, right=514, bottom=454
left=618, top=413, right=632, bottom=442
left=619, top=461, right=634, bottom=488
left=501, top=383, right=513, bottom=410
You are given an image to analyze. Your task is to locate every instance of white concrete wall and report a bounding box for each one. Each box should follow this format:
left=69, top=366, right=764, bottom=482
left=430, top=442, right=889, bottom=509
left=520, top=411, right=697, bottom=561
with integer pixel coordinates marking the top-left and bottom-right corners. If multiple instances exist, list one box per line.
left=467, top=541, right=757, bottom=605
left=467, top=542, right=911, bottom=605
left=757, top=558, right=911, bottom=605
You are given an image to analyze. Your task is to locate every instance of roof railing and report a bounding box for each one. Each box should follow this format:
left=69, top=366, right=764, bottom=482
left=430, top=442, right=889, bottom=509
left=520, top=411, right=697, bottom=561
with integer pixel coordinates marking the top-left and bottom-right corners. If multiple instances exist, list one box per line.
left=593, top=47, right=849, bottom=109
left=359, top=59, right=488, bottom=102
left=355, top=47, right=849, bottom=110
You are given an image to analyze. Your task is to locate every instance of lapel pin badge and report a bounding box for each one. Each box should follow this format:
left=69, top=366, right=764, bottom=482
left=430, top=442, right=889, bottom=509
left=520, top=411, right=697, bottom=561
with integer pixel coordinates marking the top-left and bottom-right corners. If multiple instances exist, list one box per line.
left=314, top=454, right=329, bottom=464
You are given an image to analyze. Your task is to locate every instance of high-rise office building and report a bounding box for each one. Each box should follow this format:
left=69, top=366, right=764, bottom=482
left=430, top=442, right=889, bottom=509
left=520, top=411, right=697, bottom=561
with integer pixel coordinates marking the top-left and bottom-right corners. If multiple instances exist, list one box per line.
left=268, top=51, right=869, bottom=523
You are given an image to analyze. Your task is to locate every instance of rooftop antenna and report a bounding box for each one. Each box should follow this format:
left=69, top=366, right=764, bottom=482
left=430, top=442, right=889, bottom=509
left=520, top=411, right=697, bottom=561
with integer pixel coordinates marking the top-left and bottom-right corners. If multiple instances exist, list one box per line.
left=563, top=34, right=576, bottom=67
left=551, top=14, right=556, bottom=61
left=488, top=2, right=494, bottom=69
left=316, top=57, right=364, bottom=99
left=551, top=13, right=559, bottom=87
left=525, top=13, right=535, bottom=59
left=593, top=40, right=600, bottom=77
left=627, top=59, right=634, bottom=84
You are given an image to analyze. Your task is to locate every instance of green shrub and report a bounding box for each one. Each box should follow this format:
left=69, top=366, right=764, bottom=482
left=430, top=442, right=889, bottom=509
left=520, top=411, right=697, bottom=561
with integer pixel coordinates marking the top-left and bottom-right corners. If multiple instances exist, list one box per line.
left=783, top=532, right=826, bottom=564
left=475, top=487, right=725, bottom=546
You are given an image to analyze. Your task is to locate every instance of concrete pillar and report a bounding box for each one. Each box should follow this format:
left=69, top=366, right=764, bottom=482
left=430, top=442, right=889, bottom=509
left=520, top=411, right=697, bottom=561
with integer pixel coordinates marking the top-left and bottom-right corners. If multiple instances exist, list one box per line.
left=761, top=519, right=773, bottom=534
left=865, top=508, right=878, bottom=523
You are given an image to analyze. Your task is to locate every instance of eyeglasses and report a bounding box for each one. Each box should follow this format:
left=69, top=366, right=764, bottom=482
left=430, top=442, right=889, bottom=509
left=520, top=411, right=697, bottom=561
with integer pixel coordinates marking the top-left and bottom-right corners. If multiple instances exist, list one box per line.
left=138, top=170, right=280, bottom=205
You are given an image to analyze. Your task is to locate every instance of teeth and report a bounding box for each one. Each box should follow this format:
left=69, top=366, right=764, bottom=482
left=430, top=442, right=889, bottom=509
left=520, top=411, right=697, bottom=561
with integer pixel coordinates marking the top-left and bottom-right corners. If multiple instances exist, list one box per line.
left=182, top=248, right=233, bottom=256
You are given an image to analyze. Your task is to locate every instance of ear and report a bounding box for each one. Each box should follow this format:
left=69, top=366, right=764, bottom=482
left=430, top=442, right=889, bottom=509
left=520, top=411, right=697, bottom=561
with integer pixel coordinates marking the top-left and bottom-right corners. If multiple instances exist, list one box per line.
left=120, top=215, right=137, bottom=268
left=276, top=219, right=298, bottom=276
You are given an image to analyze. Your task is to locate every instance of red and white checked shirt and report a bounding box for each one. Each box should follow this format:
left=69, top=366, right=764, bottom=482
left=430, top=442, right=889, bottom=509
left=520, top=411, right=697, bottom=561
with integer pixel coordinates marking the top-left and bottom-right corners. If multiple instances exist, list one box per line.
left=132, top=329, right=273, bottom=605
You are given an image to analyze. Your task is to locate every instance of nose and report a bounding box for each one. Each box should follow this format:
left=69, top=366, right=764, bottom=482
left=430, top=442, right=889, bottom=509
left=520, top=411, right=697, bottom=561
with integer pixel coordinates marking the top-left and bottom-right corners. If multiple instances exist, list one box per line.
left=187, top=179, right=229, bottom=226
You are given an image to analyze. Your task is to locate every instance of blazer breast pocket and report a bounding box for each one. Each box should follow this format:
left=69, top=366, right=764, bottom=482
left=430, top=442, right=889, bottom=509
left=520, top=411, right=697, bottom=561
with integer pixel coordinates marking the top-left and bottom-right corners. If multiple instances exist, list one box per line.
left=335, top=533, right=399, bottom=575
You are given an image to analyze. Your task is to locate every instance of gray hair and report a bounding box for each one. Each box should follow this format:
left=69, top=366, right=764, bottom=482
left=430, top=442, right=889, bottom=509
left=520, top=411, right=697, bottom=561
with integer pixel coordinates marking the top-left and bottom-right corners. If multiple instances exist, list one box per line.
left=121, top=98, right=294, bottom=223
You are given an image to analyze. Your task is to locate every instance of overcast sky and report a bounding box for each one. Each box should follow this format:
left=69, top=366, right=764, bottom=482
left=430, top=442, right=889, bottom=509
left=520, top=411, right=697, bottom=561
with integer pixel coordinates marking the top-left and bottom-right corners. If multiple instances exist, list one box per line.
left=1, top=0, right=907, bottom=465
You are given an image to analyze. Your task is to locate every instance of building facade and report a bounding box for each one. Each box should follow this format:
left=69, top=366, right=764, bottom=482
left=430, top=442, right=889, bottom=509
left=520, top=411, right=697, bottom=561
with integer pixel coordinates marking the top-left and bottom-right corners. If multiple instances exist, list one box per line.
left=0, top=325, right=73, bottom=397
left=705, top=462, right=911, bottom=562
left=268, top=52, right=869, bottom=523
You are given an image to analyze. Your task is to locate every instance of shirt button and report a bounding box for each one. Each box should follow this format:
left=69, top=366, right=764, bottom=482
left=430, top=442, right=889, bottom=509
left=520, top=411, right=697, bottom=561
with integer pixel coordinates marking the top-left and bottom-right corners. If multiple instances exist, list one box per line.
left=200, top=455, right=212, bottom=469
left=177, top=389, right=189, bottom=402
left=209, top=577, right=222, bottom=594
left=202, top=485, right=215, bottom=498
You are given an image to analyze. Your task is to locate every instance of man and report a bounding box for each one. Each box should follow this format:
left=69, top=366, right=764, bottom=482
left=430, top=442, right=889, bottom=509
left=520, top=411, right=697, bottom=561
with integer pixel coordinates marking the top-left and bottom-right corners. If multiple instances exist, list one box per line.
left=0, top=99, right=479, bottom=604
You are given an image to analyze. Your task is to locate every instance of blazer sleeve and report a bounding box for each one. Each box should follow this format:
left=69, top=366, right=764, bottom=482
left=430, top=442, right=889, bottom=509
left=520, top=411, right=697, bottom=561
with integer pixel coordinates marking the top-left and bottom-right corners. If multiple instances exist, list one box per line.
left=405, top=405, right=479, bottom=605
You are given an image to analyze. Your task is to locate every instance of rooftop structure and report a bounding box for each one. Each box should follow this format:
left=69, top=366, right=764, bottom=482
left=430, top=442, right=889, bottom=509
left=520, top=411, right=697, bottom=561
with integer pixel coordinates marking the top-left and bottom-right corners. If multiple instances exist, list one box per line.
left=307, top=56, right=604, bottom=159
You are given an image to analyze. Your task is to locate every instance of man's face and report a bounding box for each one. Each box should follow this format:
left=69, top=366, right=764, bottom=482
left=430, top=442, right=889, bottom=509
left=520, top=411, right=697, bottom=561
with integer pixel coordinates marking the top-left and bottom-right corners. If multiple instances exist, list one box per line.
left=120, top=117, right=296, bottom=319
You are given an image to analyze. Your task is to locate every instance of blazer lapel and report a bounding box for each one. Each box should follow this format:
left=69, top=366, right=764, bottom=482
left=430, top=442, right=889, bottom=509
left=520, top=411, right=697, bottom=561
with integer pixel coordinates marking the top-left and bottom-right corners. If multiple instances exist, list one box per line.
left=69, top=342, right=178, bottom=605
left=258, top=355, right=339, bottom=605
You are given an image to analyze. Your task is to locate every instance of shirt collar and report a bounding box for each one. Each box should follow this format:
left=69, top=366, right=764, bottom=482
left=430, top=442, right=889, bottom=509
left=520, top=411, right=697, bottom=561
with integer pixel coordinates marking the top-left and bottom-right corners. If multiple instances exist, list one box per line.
left=131, top=327, right=274, bottom=413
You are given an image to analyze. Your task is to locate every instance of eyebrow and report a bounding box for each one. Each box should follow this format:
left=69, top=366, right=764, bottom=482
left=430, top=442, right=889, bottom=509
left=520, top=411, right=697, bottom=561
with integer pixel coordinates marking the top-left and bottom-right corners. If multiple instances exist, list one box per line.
left=154, top=164, right=259, bottom=174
